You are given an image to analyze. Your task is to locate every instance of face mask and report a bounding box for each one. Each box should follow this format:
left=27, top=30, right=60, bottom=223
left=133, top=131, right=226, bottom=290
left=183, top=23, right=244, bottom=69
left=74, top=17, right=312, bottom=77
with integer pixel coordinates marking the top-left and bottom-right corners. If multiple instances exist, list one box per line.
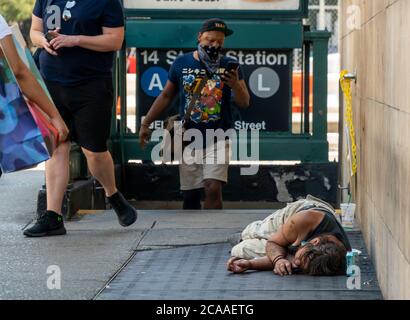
left=201, top=45, right=223, bottom=61
left=198, top=44, right=223, bottom=74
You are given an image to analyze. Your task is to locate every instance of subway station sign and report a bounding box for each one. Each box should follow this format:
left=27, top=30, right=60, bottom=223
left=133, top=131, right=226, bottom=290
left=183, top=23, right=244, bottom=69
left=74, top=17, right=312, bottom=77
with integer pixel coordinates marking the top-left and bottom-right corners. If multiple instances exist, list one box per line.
left=124, top=0, right=301, bottom=11
left=138, top=49, right=291, bottom=132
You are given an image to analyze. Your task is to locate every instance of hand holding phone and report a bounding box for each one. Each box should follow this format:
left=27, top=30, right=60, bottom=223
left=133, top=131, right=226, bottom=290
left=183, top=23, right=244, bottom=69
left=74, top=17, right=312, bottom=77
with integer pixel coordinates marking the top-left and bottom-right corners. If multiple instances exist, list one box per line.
left=45, top=31, right=58, bottom=43
left=225, top=61, right=240, bottom=74
left=44, top=30, right=60, bottom=51
left=222, top=61, right=240, bottom=88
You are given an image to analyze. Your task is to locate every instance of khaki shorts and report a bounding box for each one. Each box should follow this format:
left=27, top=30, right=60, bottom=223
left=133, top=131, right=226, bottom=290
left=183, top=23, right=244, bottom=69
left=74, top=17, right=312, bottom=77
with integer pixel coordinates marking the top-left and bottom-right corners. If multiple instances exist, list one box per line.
left=179, top=140, right=231, bottom=191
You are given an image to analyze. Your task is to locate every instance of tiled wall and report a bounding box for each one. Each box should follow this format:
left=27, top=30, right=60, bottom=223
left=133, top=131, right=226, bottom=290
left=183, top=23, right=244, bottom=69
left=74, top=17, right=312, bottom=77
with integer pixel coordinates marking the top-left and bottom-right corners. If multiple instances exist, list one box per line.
left=340, top=0, right=410, bottom=299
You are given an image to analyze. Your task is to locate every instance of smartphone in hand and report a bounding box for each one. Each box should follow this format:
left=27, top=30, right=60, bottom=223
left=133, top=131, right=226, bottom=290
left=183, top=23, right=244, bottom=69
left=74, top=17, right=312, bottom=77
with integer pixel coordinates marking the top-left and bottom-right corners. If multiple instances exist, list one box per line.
left=45, top=31, right=58, bottom=42
left=45, top=31, right=58, bottom=50
left=225, top=61, right=240, bottom=74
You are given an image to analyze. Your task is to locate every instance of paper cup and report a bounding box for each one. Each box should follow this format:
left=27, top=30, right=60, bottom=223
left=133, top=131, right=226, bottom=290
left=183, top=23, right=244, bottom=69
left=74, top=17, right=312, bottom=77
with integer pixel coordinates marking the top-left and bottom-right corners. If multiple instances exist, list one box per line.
left=340, top=203, right=356, bottom=228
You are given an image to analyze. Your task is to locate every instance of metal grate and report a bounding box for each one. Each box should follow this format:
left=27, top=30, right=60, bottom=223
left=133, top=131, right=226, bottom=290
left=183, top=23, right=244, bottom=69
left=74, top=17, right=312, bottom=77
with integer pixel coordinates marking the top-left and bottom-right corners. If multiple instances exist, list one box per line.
left=308, top=0, right=339, bottom=53
left=294, top=0, right=339, bottom=70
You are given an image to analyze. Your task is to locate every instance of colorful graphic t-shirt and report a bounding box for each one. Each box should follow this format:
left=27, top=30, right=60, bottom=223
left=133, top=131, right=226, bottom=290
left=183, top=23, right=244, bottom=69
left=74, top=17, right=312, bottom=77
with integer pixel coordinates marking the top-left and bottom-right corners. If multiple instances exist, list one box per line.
left=168, top=52, right=244, bottom=137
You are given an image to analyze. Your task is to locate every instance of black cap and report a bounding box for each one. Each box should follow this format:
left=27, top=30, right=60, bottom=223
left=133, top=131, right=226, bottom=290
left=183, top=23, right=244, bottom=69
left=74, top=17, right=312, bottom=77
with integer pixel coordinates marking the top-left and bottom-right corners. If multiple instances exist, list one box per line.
left=199, top=18, right=234, bottom=37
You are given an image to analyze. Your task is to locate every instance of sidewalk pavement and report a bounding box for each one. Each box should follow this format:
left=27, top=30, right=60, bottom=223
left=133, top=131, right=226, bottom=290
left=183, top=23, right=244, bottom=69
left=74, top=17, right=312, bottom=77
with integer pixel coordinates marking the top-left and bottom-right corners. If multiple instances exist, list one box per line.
left=0, top=169, right=382, bottom=300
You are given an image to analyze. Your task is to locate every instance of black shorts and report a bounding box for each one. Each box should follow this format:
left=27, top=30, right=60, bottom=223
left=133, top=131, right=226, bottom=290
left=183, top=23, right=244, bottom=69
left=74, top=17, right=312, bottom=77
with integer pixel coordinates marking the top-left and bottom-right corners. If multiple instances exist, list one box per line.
left=45, top=78, right=113, bottom=152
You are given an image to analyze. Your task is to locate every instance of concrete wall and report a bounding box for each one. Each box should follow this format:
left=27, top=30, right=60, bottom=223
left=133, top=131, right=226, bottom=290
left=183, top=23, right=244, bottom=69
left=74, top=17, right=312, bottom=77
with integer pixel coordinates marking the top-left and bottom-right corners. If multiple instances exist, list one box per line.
left=340, top=0, right=410, bottom=299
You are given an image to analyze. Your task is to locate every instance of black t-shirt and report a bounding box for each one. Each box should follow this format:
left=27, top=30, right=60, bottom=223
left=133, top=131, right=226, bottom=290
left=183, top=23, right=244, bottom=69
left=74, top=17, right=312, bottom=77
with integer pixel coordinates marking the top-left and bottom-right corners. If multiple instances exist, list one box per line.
left=300, top=206, right=352, bottom=251
left=168, top=52, right=244, bottom=141
left=33, top=0, right=124, bottom=86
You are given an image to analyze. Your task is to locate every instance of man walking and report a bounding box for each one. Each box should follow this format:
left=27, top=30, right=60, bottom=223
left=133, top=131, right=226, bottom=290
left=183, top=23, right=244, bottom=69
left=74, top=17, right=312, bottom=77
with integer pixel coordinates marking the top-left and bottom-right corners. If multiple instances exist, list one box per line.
left=139, top=19, right=250, bottom=210
left=24, top=0, right=137, bottom=237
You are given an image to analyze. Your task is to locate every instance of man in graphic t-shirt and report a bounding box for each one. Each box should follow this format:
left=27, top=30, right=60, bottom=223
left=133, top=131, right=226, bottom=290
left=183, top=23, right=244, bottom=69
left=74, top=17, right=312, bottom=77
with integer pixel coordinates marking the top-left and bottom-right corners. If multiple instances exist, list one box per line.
left=139, top=18, right=250, bottom=210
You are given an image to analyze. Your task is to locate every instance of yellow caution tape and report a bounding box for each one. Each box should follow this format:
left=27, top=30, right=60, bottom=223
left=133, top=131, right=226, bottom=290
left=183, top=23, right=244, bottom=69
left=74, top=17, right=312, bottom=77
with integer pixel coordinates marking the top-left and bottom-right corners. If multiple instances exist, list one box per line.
left=340, top=70, right=357, bottom=176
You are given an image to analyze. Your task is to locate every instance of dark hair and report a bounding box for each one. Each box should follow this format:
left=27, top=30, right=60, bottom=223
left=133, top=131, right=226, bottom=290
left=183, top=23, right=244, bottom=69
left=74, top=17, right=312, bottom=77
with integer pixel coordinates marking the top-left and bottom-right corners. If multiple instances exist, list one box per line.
left=298, top=242, right=347, bottom=276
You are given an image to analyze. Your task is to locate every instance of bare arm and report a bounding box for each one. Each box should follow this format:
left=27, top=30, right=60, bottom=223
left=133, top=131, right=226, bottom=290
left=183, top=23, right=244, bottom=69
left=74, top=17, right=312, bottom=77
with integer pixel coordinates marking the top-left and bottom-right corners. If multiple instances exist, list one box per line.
left=139, top=81, right=178, bottom=148
left=143, top=81, right=178, bottom=126
left=265, top=214, right=303, bottom=276
left=227, top=256, right=273, bottom=274
left=266, top=224, right=298, bottom=264
left=30, top=15, right=57, bottom=56
left=1, top=35, right=57, bottom=118
left=31, top=14, right=123, bottom=53
left=0, top=35, right=68, bottom=140
left=232, top=79, right=250, bottom=108
left=222, top=70, right=250, bottom=108
left=249, top=257, right=274, bottom=270
left=266, top=211, right=320, bottom=275
left=49, top=27, right=124, bottom=52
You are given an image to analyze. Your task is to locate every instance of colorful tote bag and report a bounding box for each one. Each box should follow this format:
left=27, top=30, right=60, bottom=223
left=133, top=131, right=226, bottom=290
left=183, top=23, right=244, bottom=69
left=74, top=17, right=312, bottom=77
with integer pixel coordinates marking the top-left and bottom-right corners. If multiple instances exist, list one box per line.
left=0, top=47, right=51, bottom=173
left=27, top=100, right=59, bottom=156
left=11, top=25, right=59, bottom=154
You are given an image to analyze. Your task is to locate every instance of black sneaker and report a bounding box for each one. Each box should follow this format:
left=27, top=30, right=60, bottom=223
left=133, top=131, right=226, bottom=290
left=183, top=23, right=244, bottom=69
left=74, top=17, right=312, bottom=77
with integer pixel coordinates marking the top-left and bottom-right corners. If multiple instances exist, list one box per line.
left=23, top=211, right=67, bottom=237
left=108, top=192, right=138, bottom=227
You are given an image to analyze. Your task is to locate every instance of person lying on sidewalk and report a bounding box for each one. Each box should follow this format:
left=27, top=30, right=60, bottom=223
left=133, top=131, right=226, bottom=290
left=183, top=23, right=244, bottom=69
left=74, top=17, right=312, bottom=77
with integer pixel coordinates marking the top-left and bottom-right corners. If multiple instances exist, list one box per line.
left=226, top=195, right=352, bottom=276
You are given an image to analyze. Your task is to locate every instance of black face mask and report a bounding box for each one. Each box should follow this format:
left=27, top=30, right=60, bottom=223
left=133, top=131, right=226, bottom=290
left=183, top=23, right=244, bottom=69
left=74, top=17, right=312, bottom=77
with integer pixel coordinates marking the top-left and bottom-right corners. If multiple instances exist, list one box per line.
left=201, top=45, right=223, bottom=61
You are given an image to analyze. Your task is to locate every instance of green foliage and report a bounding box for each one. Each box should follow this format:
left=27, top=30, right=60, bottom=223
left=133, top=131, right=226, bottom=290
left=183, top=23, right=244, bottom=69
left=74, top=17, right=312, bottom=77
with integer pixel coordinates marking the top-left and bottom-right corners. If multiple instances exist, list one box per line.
left=0, top=0, right=35, bottom=23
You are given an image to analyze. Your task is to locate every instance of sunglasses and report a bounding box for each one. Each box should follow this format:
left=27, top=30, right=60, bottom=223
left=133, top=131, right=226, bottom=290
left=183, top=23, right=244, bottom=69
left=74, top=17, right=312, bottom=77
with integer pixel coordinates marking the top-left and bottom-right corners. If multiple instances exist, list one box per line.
left=62, top=1, right=77, bottom=22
